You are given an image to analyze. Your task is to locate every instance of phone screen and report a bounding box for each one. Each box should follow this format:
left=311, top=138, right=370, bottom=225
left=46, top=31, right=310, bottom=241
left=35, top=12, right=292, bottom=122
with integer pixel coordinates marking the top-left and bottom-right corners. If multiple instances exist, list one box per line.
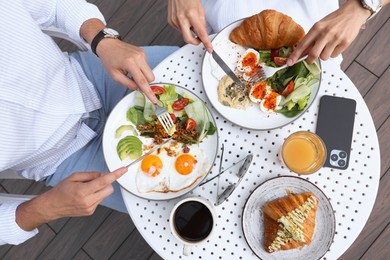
left=315, top=95, right=356, bottom=169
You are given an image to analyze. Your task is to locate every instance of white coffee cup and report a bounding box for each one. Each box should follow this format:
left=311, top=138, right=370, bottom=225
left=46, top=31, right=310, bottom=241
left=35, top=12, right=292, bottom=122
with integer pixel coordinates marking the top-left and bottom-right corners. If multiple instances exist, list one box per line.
left=169, top=197, right=216, bottom=256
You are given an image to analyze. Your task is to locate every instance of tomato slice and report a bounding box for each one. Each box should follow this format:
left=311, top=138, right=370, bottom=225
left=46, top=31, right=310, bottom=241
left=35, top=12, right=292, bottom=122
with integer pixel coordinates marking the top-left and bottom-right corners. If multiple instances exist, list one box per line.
left=169, top=113, right=176, bottom=123
left=282, top=80, right=295, bottom=97
left=150, top=85, right=166, bottom=95
left=185, top=118, right=197, bottom=131
left=273, top=57, right=288, bottom=67
left=172, top=98, right=190, bottom=111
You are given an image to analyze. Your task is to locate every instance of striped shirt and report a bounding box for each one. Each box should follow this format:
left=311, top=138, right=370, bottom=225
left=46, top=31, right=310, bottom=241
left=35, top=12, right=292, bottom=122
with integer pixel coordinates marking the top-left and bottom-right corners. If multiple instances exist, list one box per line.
left=0, top=0, right=105, bottom=245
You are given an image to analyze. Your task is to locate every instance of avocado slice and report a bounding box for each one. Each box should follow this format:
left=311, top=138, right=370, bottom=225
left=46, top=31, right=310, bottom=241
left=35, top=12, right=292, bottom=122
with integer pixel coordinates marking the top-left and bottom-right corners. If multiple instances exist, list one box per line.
left=117, top=136, right=143, bottom=160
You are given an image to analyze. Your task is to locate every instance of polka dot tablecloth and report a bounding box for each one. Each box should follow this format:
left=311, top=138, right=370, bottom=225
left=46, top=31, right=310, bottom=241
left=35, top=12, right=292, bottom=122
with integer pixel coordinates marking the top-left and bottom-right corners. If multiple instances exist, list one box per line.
left=120, top=43, right=380, bottom=260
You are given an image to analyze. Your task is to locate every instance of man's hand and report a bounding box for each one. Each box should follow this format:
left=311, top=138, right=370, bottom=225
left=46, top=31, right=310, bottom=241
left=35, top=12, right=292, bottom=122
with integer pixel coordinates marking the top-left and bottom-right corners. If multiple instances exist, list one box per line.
left=80, top=19, right=157, bottom=103
left=16, top=167, right=128, bottom=231
left=168, top=0, right=213, bottom=53
left=97, top=39, right=157, bottom=103
left=288, top=0, right=371, bottom=66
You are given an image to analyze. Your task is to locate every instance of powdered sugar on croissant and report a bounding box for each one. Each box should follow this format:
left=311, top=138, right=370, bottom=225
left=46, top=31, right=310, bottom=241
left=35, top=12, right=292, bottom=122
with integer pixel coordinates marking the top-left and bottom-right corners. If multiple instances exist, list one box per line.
left=229, top=10, right=305, bottom=50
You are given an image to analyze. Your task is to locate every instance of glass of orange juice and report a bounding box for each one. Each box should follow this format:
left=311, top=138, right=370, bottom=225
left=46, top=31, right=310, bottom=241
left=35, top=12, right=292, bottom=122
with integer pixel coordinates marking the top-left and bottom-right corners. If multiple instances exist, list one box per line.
left=280, top=131, right=327, bottom=175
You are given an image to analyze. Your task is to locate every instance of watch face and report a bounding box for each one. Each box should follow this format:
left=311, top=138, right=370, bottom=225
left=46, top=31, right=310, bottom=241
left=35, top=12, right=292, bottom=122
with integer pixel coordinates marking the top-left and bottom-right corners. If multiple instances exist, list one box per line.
left=103, top=28, right=120, bottom=37
left=363, top=0, right=382, bottom=11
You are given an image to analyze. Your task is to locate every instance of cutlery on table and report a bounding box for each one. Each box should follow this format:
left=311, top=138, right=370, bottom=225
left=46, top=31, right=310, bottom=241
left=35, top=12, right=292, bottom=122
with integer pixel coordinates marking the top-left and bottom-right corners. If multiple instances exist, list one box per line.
left=212, top=50, right=245, bottom=88
left=248, top=55, right=309, bottom=84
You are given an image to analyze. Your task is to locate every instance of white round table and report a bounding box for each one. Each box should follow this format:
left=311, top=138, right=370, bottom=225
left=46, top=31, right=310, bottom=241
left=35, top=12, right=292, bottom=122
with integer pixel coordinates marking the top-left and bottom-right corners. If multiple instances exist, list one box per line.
left=120, top=43, right=380, bottom=260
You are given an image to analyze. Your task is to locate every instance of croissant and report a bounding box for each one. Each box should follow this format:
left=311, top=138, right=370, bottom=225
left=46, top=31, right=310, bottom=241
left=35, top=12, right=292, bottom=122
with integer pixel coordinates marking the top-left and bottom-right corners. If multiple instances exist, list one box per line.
left=229, top=10, right=305, bottom=50
left=263, top=192, right=318, bottom=253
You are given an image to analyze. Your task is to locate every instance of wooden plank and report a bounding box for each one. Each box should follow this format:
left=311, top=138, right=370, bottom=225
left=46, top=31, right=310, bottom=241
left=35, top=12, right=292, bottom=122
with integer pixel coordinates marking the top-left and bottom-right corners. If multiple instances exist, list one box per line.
left=378, top=118, right=390, bottom=177
left=121, top=0, right=169, bottom=46
left=151, top=24, right=185, bottom=47
left=339, top=169, right=390, bottom=259
left=361, top=224, right=390, bottom=260
left=83, top=211, right=136, bottom=259
left=3, top=224, right=56, bottom=259
left=109, top=230, right=154, bottom=260
left=95, top=0, right=128, bottom=26
left=73, top=249, right=93, bottom=260
left=148, top=252, right=163, bottom=260
left=106, top=0, right=157, bottom=43
left=341, top=6, right=390, bottom=70
left=36, top=206, right=112, bottom=259
left=1, top=179, right=34, bottom=194
left=344, top=62, right=378, bottom=96
left=0, top=244, right=12, bottom=259
left=363, top=66, right=390, bottom=129
left=356, top=19, right=390, bottom=77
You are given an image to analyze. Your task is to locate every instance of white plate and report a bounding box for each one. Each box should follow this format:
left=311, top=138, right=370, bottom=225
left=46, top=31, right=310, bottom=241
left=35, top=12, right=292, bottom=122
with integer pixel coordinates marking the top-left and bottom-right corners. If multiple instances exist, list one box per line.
left=242, top=176, right=335, bottom=260
left=202, top=20, right=321, bottom=130
left=102, top=83, right=219, bottom=200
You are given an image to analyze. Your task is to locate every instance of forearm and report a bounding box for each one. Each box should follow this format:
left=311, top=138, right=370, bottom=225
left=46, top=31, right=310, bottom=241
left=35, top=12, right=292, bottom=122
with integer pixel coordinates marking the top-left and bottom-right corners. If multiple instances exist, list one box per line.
left=80, top=18, right=106, bottom=45
left=15, top=194, right=54, bottom=231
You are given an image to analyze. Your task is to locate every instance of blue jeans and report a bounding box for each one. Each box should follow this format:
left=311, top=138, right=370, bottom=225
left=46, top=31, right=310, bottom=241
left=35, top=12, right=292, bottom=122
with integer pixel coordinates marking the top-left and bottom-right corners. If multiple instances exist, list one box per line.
left=45, top=46, right=179, bottom=213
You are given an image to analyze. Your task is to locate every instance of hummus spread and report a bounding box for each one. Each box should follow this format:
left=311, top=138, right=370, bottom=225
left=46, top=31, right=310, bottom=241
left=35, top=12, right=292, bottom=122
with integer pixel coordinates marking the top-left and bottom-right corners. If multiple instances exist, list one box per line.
left=217, top=75, right=251, bottom=110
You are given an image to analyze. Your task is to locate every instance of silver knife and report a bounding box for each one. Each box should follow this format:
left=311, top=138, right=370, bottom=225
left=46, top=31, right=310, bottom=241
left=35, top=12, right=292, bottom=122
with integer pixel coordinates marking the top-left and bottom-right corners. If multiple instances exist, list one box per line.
left=212, top=50, right=244, bottom=88
left=126, top=137, right=172, bottom=168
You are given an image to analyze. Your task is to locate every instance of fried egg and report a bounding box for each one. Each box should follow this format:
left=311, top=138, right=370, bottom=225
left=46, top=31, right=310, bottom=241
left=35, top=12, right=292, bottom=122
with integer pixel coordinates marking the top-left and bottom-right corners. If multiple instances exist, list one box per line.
left=237, top=48, right=261, bottom=81
left=169, top=145, right=207, bottom=192
left=135, top=149, right=171, bottom=193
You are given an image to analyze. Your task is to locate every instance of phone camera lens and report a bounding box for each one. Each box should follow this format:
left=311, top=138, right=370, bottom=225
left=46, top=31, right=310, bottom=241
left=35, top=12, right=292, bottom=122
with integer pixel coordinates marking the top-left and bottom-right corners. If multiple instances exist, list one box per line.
left=338, top=160, right=346, bottom=167
left=339, top=151, right=347, bottom=158
left=331, top=154, right=338, bottom=161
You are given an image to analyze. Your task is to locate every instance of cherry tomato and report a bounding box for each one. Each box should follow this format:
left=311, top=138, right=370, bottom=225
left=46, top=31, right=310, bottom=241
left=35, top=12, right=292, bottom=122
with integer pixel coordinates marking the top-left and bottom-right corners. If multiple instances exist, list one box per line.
left=282, top=80, right=295, bottom=97
left=150, top=85, right=166, bottom=95
left=270, top=49, right=280, bottom=61
left=169, top=113, right=176, bottom=123
left=185, top=118, right=197, bottom=131
left=172, top=98, right=190, bottom=111
left=274, top=57, right=288, bottom=67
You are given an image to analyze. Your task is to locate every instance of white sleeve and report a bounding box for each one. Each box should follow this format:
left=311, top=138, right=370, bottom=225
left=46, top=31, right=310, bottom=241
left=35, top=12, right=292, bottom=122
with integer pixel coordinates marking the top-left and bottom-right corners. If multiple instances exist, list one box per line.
left=22, top=0, right=106, bottom=41
left=0, top=200, right=39, bottom=245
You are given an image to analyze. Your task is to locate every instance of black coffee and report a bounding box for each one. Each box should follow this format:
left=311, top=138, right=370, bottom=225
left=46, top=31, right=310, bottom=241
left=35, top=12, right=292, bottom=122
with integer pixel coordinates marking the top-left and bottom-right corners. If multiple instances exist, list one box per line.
left=173, top=201, right=213, bottom=242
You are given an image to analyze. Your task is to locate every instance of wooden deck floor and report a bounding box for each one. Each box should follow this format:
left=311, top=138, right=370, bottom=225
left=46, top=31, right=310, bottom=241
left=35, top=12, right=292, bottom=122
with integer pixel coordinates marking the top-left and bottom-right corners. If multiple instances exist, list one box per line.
left=1, top=0, right=389, bottom=259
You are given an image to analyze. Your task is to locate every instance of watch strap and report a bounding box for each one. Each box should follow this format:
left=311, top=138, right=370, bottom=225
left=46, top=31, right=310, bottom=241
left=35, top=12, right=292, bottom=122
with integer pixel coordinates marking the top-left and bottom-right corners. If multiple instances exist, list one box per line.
left=91, top=29, right=121, bottom=56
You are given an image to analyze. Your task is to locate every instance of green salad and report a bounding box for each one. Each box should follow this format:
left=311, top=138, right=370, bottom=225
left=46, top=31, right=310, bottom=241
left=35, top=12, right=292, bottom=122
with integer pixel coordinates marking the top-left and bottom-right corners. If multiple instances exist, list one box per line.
left=259, top=47, right=321, bottom=117
left=115, top=84, right=216, bottom=161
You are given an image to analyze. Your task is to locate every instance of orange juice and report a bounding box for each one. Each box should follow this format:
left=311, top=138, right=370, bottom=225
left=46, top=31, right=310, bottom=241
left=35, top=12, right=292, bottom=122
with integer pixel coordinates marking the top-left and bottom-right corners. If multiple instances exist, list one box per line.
left=281, top=131, right=326, bottom=174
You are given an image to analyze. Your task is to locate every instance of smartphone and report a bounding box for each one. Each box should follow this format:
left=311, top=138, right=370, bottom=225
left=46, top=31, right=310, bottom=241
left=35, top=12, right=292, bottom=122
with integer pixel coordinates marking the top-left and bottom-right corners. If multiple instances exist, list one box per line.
left=315, top=95, right=356, bottom=169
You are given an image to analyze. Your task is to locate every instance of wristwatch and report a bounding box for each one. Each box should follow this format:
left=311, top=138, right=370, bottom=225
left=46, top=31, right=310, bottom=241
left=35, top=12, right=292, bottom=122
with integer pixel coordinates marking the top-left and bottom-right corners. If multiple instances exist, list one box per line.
left=360, top=0, right=382, bottom=20
left=91, top=28, right=121, bottom=56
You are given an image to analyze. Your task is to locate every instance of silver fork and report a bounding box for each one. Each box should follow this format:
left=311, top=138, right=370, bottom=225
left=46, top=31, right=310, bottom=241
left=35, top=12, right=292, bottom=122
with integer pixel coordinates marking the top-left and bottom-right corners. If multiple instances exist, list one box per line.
left=249, top=55, right=308, bottom=84
left=155, top=104, right=174, bottom=135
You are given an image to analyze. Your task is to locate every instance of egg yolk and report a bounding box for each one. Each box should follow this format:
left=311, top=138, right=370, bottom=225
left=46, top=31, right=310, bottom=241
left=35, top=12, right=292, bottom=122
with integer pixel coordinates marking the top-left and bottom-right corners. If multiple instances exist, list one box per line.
left=175, top=154, right=197, bottom=175
left=263, top=91, right=279, bottom=110
left=251, top=81, right=267, bottom=100
left=141, top=155, right=163, bottom=177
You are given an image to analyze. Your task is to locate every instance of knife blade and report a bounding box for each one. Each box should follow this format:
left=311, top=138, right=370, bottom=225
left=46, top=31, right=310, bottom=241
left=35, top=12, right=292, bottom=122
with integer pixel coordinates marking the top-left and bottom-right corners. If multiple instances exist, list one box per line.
left=126, top=137, right=172, bottom=168
left=212, top=50, right=244, bottom=88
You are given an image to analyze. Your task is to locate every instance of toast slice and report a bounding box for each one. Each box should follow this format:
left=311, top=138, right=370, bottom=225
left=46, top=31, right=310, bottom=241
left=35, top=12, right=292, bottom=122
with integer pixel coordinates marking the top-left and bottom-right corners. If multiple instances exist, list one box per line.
left=263, top=192, right=318, bottom=253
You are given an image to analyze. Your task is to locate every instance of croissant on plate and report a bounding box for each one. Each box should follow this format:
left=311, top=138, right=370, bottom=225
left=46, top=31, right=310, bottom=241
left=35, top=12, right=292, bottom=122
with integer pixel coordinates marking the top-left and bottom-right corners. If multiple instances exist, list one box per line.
left=263, top=192, right=318, bottom=253
left=229, top=10, right=305, bottom=50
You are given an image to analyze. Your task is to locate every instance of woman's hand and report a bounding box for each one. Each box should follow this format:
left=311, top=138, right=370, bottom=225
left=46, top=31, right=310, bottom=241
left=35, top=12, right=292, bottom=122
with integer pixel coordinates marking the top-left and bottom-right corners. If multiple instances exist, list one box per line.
left=288, top=0, right=371, bottom=65
left=168, top=0, right=213, bottom=53
left=16, top=167, right=127, bottom=231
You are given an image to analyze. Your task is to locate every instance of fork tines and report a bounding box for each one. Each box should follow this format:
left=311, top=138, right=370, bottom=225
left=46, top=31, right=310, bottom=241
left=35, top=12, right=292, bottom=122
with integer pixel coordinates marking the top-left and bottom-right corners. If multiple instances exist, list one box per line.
left=249, top=69, right=266, bottom=83
left=157, top=112, right=174, bottom=135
